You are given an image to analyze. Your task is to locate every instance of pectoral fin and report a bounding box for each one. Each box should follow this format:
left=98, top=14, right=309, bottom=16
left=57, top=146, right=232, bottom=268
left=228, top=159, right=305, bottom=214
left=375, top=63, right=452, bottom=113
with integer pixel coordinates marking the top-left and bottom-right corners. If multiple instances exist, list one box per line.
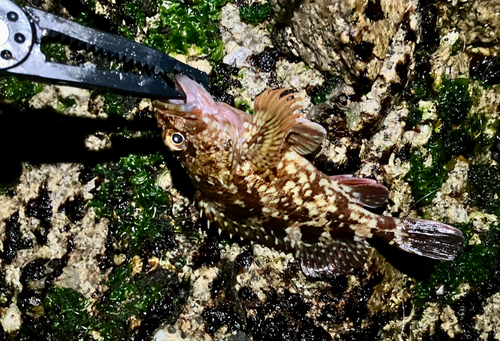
left=244, top=89, right=302, bottom=169
left=287, top=118, right=326, bottom=155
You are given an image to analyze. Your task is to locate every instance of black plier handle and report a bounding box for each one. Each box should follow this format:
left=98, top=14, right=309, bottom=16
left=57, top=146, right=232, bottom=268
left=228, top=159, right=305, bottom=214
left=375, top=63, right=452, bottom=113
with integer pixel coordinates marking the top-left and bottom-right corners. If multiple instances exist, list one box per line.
left=0, top=0, right=209, bottom=99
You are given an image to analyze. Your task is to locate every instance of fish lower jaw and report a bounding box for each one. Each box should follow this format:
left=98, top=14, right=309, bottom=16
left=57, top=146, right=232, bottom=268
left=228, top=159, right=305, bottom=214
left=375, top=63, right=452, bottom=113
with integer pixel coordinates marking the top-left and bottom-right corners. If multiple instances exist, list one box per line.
left=152, top=100, right=196, bottom=113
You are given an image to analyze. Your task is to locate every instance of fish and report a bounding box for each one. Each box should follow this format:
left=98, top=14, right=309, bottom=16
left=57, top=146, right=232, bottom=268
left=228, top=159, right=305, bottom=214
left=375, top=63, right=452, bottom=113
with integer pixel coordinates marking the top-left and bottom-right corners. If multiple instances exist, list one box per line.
left=153, top=74, right=464, bottom=278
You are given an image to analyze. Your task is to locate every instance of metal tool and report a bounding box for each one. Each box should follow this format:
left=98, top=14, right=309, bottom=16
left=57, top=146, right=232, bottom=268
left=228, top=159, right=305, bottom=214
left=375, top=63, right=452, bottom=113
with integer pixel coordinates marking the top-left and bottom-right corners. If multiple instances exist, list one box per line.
left=0, top=0, right=209, bottom=99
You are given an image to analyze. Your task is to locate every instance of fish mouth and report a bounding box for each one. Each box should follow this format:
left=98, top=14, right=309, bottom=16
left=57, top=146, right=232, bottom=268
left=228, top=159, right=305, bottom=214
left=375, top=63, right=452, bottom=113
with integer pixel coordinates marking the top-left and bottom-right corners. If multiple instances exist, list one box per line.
left=153, top=98, right=196, bottom=113
left=153, top=77, right=189, bottom=111
left=153, top=74, right=201, bottom=113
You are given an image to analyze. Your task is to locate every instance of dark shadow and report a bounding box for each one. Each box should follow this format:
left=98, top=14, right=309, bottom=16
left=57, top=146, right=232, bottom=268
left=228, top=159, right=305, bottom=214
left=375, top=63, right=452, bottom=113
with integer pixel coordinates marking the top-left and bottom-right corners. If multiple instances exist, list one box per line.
left=369, top=239, right=440, bottom=281
left=61, top=0, right=122, bottom=35
left=0, top=104, right=195, bottom=198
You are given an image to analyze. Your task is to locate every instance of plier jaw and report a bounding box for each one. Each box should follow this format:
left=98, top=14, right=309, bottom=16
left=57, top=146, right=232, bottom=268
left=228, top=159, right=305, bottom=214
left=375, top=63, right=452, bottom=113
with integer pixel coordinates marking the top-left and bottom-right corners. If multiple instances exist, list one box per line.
left=0, top=0, right=210, bottom=100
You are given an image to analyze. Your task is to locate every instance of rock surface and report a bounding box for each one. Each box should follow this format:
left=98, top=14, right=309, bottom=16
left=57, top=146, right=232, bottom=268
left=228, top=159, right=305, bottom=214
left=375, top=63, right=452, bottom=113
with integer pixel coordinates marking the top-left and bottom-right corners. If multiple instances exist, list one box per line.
left=1, top=0, right=500, bottom=340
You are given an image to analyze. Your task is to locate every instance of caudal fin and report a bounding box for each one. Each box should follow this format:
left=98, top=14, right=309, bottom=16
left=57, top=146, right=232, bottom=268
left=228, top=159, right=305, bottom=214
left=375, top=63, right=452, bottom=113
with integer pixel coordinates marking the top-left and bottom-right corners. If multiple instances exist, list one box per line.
left=378, top=218, right=465, bottom=260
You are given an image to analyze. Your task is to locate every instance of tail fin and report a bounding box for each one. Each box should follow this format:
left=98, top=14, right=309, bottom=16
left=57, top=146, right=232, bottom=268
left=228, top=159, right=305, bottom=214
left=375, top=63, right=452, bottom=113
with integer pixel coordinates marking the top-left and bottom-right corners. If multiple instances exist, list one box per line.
left=376, top=218, right=465, bottom=260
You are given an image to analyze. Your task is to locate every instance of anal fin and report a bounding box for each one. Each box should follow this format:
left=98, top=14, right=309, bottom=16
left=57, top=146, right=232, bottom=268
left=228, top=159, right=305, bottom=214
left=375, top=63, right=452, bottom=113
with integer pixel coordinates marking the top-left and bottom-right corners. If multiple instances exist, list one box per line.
left=299, top=238, right=371, bottom=278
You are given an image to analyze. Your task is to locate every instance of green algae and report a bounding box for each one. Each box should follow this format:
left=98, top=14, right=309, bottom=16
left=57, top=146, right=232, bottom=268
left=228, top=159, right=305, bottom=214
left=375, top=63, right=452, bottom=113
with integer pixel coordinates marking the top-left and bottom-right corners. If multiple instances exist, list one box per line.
left=407, top=78, right=500, bottom=307
left=1, top=0, right=229, bottom=114
left=404, top=108, right=423, bottom=130
left=42, top=287, right=91, bottom=341
left=119, top=0, right=150, bottom=38
left=102, top=93, right=125, bottom=117
left=21, top=266, right=190, bottom=340
left=406, top=78, right=475, bottom=204
left=96, top=265, right=189, bottom=340
left=90, top=153, right=172, bottom=255
left=56, top=96, right=76, bottom=113
left=413, top=222, right=500, bottom=307
left=100, top=0, right=228, bottom=60
left=310, top=75, right=343, bottom=104
left=437, top=78, right=472, bottom=124
left=0, top=2, right=213, bottom=339
left=406, top=78, right=496, bottom=205
left=239, top=3, right=273, bottom=25
left=142, top=0, right=227, bottom=60
left=40, top=42, right=67, bottom=62
left=469, top=164, right=500, bottom=216
left=451, top=37, right=464, bottom=56
left=406, top=146, right=447, bottom=205
left=0, top=77, right=44, bottom=109
left=234, top=98, right=253, bottom=114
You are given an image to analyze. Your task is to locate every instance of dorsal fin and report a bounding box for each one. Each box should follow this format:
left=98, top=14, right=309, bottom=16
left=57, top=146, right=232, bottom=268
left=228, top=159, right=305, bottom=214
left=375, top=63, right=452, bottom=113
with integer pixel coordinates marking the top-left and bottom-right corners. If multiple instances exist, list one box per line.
left=243, top=89, right=302, bottom=169
left=287, top=118, right=326, bottom=155
left=331, top=175, right=389, bottom=209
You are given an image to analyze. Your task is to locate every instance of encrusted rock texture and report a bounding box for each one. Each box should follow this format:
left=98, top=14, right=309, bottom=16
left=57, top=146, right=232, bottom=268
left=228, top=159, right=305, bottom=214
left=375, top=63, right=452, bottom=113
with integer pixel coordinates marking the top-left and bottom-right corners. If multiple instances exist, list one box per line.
left=1, top=0, right=500, bottom=340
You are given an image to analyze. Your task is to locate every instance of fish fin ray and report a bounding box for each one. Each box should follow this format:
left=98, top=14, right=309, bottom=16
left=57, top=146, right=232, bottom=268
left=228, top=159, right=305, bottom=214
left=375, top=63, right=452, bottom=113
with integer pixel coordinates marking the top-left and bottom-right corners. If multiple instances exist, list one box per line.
left=331, top=175, right=389, bottom=209
left=299, top=238, right=370, bottom=278
left=287, top=118, right=326, bottom=155
left=375, top=218, right=464, bottom=260
left=244, top=89, right=302, bottom=169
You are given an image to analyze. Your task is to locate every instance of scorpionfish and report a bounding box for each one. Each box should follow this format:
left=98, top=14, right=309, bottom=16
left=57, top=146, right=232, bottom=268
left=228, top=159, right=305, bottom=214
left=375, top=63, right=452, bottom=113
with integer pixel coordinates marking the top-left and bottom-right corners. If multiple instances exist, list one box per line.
left=154, top=74, right=464, bottom=278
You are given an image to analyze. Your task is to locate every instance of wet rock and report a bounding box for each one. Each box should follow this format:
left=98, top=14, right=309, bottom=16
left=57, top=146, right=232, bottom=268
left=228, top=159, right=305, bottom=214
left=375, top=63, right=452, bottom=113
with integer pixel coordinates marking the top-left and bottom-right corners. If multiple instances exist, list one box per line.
left=271, top=0, right=412, bottom=86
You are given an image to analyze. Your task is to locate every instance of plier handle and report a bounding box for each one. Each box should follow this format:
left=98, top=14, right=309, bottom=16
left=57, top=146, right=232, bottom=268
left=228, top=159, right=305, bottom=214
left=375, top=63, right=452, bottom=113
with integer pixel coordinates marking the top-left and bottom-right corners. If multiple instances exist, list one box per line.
left=0, top=0, right=209, bottom=100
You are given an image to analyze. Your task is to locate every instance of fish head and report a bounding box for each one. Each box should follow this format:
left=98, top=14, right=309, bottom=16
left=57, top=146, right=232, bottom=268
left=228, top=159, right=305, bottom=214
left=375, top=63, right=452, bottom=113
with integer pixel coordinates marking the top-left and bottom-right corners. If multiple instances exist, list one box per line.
left=153, top=74, right=245, bottom=182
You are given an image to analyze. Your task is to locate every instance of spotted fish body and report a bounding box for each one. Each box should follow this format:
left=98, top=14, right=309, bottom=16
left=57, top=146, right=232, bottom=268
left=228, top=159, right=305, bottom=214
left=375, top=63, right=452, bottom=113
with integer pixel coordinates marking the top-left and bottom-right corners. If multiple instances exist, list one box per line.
left=154, top=75, right=464, bottom=278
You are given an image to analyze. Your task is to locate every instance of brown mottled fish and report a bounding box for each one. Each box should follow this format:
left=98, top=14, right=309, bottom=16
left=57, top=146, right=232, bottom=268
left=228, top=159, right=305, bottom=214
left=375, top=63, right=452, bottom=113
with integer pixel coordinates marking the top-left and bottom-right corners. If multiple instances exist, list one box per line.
left=153, top=74, right=464, bottom=278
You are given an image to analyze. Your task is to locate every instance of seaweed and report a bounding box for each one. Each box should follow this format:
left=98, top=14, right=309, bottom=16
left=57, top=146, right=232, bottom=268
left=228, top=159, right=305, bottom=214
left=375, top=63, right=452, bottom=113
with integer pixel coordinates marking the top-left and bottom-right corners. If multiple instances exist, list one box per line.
left=0, top=77, right=44, bottom=110
left=55, top=96, right=77, bottom=113
left=469, top=164, right=500, bottom=216
left=40, top=42, right=67, bottom=62
left=308, top=75, right=343, bottom=104
left=437, top=78, right=472, bottom=125
left=207, top=62, right=241, bottom=106
left=250, top=47, right=281, bottom=73
left=42, top=287, right=91, bottom=341
left=405, top=78, right=475, bottom=204
left=90, top=153, right=173, bottom=255
left=26, top=184, right=53, bottom=245
left=406, top=146, right=447, bottom=205
left=451, top=37, right=464, bottom=56
left=17, top=265, right=189, bottom=340
left=58, top=194, right=86, bottom=223
left=404, top=76, right=500, bottom=309
left=413, top=223, right=500, bottom=307
left=142, top=0, right=228, bottom=60
left=202, top=304, right=244, bottom=336
left=102, top=93, right=125, bottom=117
left=404, top=108, right=423, bottom=131
left=239, top=3, right=273, bottom=25
left=96, top=265, right=189, bottom=340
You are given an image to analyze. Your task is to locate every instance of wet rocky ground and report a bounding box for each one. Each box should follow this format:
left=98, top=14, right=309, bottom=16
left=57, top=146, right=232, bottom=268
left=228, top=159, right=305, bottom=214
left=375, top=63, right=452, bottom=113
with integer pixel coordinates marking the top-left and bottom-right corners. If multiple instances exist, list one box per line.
left=1, top=0, right=500, bottom=340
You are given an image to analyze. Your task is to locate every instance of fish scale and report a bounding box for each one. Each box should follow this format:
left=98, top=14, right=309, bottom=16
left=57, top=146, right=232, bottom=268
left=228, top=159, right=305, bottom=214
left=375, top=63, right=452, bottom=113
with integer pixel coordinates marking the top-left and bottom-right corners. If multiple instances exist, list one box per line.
left=154, top=74, right=464, bottom=278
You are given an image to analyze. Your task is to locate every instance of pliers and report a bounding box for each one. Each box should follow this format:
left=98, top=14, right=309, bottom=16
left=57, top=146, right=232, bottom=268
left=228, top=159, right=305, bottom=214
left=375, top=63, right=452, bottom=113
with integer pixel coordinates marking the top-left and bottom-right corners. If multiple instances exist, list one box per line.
left=0, top=0, right=209, bottom=100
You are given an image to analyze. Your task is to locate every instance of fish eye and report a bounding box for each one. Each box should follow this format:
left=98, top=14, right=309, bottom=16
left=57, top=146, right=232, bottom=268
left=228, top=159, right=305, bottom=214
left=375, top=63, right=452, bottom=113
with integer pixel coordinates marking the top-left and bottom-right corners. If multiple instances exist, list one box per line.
left=163, top=131, right=187, bottom=152
left=172, top=133, right=184, bottom=145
